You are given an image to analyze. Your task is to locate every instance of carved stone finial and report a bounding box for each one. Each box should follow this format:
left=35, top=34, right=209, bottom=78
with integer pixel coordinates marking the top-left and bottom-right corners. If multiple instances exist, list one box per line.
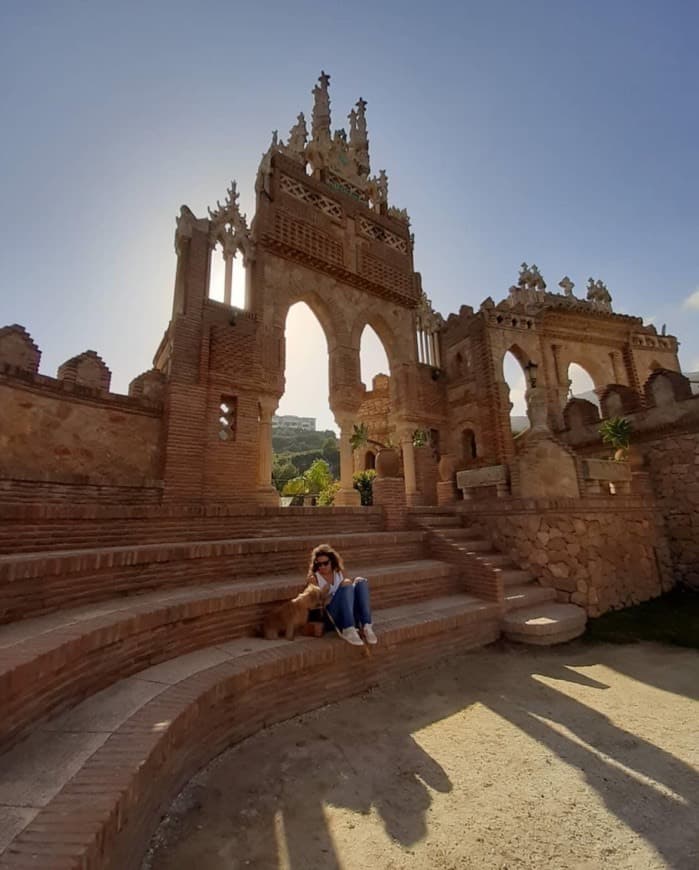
left=208, top=181, right=256, bottom=264
left=349, top=96, right=370, bottom=181
left=586, top=277, right=613, bottom=311
left=311, top=70, right=331, bottom=143
left=282, top=112, right=308, bottom=163
left=558, top=276, right=575, bottom=297
left=517, top=262, right=546, bottom=291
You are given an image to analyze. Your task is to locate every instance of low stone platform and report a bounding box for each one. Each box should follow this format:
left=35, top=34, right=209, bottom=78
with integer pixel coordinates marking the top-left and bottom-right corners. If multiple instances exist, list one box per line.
left=501, top=602, right=587, bottom=645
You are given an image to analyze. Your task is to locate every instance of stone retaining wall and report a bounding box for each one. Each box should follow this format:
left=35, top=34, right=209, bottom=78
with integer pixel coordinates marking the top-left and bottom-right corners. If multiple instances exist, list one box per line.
left=460, top=496, right=673, bottom=616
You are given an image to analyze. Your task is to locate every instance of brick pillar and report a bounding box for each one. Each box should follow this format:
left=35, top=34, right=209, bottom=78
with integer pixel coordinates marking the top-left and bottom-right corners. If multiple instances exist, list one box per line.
left=437, top=479, right=458, bottom=505
left=373, top=476, right=407, bottom=531
left=256, top=395, right=280, bottom=506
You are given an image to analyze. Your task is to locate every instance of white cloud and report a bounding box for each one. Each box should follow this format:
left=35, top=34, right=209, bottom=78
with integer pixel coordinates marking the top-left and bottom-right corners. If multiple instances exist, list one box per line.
left=682, top=288, right=699, bottom=310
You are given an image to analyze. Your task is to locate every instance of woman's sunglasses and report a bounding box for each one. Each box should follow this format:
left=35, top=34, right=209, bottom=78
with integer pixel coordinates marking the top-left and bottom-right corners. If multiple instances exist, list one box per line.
left=315, top=558, right=331, bottom=568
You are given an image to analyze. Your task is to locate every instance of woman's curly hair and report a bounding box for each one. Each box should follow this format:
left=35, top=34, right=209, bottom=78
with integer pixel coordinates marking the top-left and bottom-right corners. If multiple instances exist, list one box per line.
left=308, top=543, right=344, bottom=578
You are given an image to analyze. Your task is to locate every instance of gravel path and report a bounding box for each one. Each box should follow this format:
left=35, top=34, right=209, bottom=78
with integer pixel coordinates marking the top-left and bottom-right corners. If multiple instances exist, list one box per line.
left=143, top=641, right=699, bottom=870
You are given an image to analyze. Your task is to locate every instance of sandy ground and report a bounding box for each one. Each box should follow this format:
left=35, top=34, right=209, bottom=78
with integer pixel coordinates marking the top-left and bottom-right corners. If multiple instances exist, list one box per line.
left=143, top=641, right=699, bottom=870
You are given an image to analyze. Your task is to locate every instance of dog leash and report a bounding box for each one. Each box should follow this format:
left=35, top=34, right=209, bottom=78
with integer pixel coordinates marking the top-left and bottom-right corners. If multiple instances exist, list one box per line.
left=323, top=603, right=371, bottom=658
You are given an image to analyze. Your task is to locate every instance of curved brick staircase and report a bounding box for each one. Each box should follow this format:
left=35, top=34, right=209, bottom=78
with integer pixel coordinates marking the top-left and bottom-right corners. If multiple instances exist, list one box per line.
left=0, top=506, right=502, bottom=869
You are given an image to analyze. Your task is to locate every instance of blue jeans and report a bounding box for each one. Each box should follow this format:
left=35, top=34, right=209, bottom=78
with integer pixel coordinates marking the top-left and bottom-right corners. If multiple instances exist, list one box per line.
left=325, top=579, right=372, bottom=631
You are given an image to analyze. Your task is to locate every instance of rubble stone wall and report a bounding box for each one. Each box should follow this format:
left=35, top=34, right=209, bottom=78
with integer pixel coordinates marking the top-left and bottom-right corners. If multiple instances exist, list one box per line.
left=461, top=496, right=673, bottom=616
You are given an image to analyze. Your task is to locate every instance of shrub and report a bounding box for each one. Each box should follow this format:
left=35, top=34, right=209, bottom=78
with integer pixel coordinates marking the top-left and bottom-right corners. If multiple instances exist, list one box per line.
left=353, top=469, right=376, bottom=506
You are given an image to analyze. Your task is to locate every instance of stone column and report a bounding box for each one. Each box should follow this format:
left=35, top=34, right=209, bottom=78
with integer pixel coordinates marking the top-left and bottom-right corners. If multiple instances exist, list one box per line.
left=223, top=252, right=233, bottom=306
left=399, top=428, right=423, bottom=506
left=334, top=415, right=361, bottom=506
left=256, top=395, right=280, bottom=506
left=525, top=386, right=550, bottom=435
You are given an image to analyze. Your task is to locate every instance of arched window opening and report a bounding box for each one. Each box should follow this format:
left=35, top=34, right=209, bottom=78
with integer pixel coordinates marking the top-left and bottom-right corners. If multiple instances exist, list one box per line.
left=208, top=246, right=246, bottom=308
left=567, top=362, right=600, bottom=410
left=275, top=302, right=339, bottom=504
left=364, top=450, right=376, bottom=470
left=502, top=351, right=529, bottom=434
left=360, top=324, right=390, bottom=386
left=462, top=428, right=477, bottom=461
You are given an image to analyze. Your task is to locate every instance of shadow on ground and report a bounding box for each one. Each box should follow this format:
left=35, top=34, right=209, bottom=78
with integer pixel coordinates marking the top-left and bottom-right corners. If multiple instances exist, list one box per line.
left=145, top=640, right=699, bottom=870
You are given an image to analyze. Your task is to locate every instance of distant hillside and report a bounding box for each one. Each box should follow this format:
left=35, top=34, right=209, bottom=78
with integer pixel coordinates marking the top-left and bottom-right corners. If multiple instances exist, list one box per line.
left=272, top=428, right=339, bottom=490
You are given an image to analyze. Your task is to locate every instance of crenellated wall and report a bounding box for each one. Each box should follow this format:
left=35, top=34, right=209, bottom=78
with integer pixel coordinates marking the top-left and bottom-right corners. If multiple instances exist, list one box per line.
left=0, top=371, right=163, bottom=488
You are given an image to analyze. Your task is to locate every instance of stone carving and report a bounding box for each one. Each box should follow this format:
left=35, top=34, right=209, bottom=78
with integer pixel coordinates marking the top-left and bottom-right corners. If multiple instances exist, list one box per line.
left=516, top=262, right=547, bottom=291
left=558, top=276, right=575, bottom=297
left=586, top=278, right=612, bottom=311
left=388, top=206, right=410, bottom=223
left=367, top=169, right=389, bottom=211
left=311, top=70, right=332, bottom=144
left=208, top=181, right=256, bottom=264
left=349, top=97, right=370, bottom=180
left=286, top=113, right=308, bottom=160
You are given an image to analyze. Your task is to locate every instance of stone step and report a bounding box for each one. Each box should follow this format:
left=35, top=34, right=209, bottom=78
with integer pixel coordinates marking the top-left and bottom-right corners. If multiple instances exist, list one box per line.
left=435, top=527, right=484, bottom=539
left=499, top=568, right=536, bottom=587
left=416, top=516, right=463, bottom=528
left=0, top=530, right=428, bottom=624
left=0, top=559, right=463, bottom=751
left=502, top=602, right=587, bottom=645
left=0, top=594, right=500, bottom=866
left=441, top=535, right=491, bottom=552
left=503, top=584, right=558, bottom=612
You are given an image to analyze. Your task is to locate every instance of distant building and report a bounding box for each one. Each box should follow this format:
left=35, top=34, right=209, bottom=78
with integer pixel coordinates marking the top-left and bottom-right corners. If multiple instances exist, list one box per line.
left=272, top=414, right=316, bottom=431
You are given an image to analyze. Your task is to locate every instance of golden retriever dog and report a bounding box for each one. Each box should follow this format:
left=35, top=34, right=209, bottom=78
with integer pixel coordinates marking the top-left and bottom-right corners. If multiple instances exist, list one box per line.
left=263, top=583, right=327, bottom=640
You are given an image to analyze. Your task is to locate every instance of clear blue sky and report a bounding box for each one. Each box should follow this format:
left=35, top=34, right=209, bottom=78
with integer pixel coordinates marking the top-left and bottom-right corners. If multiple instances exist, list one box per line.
left=1, top=1, right=697, bottom=430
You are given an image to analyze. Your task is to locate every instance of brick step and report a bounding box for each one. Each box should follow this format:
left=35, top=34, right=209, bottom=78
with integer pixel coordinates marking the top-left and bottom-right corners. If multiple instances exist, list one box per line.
left=499, top=568, right=536, bottom=587
left=0, top=559, right=463, bottom=751
left=0, top=530, right=427, bottom=624
left=502, top=602, right=587, bottom=645
left=0, top=507, right=384, bottom=555
left=434, top=527, right=484, bottom=539
left=411, top=516, right=463, bottom=529
left=503, top=584, right=558, bottom=612
left=439, top=535, right=492, bottom=552
left=0, top=594, right=500, bottom=867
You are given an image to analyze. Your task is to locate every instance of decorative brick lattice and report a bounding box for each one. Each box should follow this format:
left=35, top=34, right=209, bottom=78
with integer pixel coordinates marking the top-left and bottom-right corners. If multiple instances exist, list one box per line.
left=279, top=175, right=343, bottom=221
left=273, top=210, right=344, bottom=267
left=359, top=251, right=415, bottom=298
left=358, top=215, right=409, bottom=255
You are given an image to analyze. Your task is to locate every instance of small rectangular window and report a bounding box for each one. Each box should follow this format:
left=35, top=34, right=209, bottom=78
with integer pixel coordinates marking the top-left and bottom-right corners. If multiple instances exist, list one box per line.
left=219, top=395, right=238, bottom=441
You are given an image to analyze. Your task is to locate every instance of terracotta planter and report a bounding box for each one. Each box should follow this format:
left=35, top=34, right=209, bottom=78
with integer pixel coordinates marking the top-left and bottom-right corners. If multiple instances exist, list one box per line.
left=438, top=454, right=457, bottom=482
left=375, top=447, right=400, bottom=478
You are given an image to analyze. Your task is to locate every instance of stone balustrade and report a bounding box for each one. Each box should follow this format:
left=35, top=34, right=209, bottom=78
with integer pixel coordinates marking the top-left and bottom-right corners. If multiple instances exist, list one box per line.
left=456, top=464, right=509, bottom=499
left=581, top=457, right=632, bottom=495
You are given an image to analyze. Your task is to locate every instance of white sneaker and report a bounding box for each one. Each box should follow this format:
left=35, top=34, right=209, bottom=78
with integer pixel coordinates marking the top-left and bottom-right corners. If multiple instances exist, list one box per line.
left=362, top=624, right=378, bottom=645
left=341, top=626, right=364, bottom=646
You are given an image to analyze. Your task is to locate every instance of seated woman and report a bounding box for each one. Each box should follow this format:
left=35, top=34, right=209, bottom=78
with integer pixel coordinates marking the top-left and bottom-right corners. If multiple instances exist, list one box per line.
left=309, top=543, right=377, bottom=647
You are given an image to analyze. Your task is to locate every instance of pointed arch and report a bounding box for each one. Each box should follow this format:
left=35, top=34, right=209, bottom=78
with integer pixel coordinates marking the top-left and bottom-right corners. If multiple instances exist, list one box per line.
left=358, top=323, right=391, bottom=387
left=277, top=301, right=334, bottom=431
left=502, top=347, right=530, bottom=423
left=349, top=309, right=399, bottom=373
left=275, top=287, right=346, bottom=353
left=567, top=361, right=600, bottom=409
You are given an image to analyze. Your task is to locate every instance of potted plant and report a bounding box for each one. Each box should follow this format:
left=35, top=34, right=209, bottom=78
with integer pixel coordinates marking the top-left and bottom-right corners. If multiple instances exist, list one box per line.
left=349, top=423, right=400, bottom=478
left=598, top=416, right=633, bottom=462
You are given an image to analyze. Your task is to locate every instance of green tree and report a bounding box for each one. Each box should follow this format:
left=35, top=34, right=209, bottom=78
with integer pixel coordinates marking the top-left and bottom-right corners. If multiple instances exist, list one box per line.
left=303, top=458, right=334, bottom=494
left=272, top=456, right=299, bottom=492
